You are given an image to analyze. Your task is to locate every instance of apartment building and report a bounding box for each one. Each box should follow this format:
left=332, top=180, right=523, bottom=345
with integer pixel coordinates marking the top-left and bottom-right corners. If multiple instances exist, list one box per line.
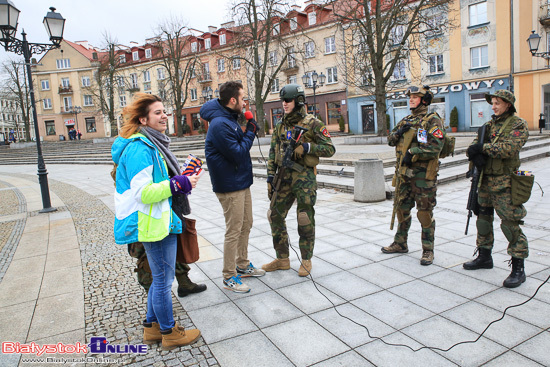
left=0, top=96, right=27, bottom=141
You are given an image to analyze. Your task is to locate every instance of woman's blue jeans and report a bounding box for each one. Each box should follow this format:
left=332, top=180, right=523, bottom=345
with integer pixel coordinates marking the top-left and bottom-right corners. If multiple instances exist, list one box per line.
left=143, top=234, right=177, bottom=331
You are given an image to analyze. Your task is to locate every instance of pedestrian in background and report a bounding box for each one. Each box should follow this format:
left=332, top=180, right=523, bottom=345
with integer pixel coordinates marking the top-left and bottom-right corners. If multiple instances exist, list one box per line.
left=111, top=93, right=201, bottom=350
left=201, top=81, right=265, bottom=293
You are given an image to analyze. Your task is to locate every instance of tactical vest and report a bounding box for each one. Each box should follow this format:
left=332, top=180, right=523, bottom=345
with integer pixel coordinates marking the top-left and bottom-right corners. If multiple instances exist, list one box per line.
left=275, top=114, right=320, bottom=168
left=483, top=115, right=521, bottom=176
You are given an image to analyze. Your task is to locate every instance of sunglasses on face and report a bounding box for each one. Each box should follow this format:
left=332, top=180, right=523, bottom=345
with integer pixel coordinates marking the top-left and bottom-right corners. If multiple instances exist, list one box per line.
left=282, top=98, right=294, bottom=103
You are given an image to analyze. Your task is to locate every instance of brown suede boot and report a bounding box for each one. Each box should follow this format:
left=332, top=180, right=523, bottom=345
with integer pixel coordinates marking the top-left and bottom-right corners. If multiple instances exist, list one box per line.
left=298, top=259, right=312, bottom=277
left=262, top=258, right=290, bottom=272
left=420, top=250, right=434, bottom=266
left=381, top=242, right=408, bottom=254
left=161, top=323, right=201, bottom=351
left=143, top=322, right=162, bottom=345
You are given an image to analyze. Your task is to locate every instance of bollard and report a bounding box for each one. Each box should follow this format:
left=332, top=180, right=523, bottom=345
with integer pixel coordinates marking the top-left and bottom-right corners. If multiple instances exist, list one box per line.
left=354, top=158, right=386, bottom=202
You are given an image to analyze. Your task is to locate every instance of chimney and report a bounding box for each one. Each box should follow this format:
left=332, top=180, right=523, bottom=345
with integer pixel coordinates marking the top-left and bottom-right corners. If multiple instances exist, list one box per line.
left=208, top=26, right=217, bottom=33
left=221, top=21, right=235, bottom=29
left=75, top=40, right=89, bottom=49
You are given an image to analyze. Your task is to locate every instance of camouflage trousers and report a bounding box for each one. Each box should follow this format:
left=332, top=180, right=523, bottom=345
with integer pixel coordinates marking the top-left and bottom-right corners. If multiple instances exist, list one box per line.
left=268, top=167, right=316, bottom=260
left=393, top=175, right=437, bottom=250
left=127, top=242, right=195, bottom=292
left=476, top=177, right=528, bottom=259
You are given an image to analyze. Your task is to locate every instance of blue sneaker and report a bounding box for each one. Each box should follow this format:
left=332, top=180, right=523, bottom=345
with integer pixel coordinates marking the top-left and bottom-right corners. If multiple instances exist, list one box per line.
left=237, top=262, right=266, bottom=277
left=223, top=275, right=250, bottom=293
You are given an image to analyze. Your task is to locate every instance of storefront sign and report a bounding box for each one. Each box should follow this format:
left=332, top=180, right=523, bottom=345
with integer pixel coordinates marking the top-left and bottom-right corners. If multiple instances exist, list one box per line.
left=65, top=119, right=75, bottom=126
left=386, top=79, right=504, bottom=99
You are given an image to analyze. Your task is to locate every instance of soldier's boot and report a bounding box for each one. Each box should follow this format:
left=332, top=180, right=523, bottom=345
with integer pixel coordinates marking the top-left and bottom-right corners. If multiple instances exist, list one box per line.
left=143, top=321, right=162, bottom=345
left=161, top=323, right=201, bottom=351
left=419, top=215, right=435, bottom=266
left=176, top=270, right=207, bottom=297
left=463, top=248, right=493, bottom=270
left=298, top=259, right=312, bottom=277
left=381, top=242, right=408, bottom=254
left=420, top=249, right=434, bottom=266
left=503, top=257, right=526, bottom=288
left=262, top=258, right=290, bottom=272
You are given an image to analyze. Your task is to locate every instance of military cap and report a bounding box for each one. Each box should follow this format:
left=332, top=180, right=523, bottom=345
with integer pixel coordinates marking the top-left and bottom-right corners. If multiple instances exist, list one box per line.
left=485, top=89, right=516, bottom=113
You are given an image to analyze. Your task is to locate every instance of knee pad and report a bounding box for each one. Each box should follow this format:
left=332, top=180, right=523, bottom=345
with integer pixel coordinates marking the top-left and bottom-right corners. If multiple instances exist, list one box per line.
left=478, top=206, right=494, bottom=216
left=297, top=211, right=311, bottom=226
left=476, top=215, right=493, bottom=236
left=501, top=220, right=519, bottom=244
left=417, top=210, right=432, bottom=228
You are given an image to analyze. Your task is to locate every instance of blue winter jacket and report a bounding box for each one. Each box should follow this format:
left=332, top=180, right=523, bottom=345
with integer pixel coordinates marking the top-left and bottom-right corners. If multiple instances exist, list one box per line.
left=202, top=99, right=255, bottom=193
left=111, top=133, right=182, bottom=244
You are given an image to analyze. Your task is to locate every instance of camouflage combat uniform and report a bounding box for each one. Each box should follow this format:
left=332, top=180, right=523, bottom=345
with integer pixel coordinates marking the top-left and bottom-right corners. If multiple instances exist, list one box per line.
left=387, top=104, right=445, bottom=252
left=471, top=112, right=529, bottom=258
left=127, top=242, right=196, bottom=292
left=267, top=106, right=335, bottom=260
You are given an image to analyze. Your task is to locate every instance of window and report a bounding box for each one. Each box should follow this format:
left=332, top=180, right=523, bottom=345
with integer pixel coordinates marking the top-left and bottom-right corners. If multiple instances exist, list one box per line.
left=86, top=117, right=96, bottom=133
left=327, top=101, right=342, bottom=125
left=130, top=73, right=138, bottom=88
left=61, top=78, right=70, bottom=88
left=190, top=88, right=197, bottom=101
left=271, top=78, right=280, bottom=93
left=217, top=58, right=225, bottom=72
left=391, top=25, right=404, bottom=45
left=393, top=101, right=409, bottom=127
left=205, top=38, right=211, bottom=49
left=392, top=59, right=406, bottom=80
left=132, top=51, right=139, bottom=61
left=305, top=41, right=315, bottom=58
left=191, top=42, right=197, bottom=52
left=308, top=11, right=316, bottom=25
left=43, top=98, right=52, bottom=109
left=117, top=76, right=125, bottom=88
left=41, top=80, right=50, bottom=90
left=81, top=76, right=91, bottom=87
left=45, top=120, right=56, bottom=136
left=145, top=48, right=152, bottom=58
left=326, top=67, right=338, bottom=84
left=470, top=45, right=488, bottom=68
left=232, top=57, right=241, bottom=70
left=273, top=23, right=280, bottom=36
left=429, top=54, right=444, bottom=74
left=120, top=54, right=126, bottom=63
left=119, top=95, right=127, bottom=107
left=143, top=70, right=150, bottom=82
left=426, top=13, right=444, bottom=37
left=83, top=95, right=93, bottom=106
left=144, top=82, right=151, bottom=91
left=469, top=1, right=487, bottom=26
left=56, top=59, right=70, bottom=69
left=271, top=107, right=283, bottom=129
left=289, top=75, right=297, bottom=84
left=63, top=97, right=72, bottom=112
left=203, top=62, right=210, bottom=75
left=220, top=34, right=226, bottom=45
left=325, top=36, right=336, bottom=54
left=290, top=17, right=297, bottom=31
left=470, top=92, right=492, bottom=127
left=288, top=47, right=296, bottom=67
left=191, top=113, right=201, bottom=131
left=269, top=51, right=278, bottom=66
left=307, top=103, right=319, bottom=117
left=157, top=68, right=165, bottom=80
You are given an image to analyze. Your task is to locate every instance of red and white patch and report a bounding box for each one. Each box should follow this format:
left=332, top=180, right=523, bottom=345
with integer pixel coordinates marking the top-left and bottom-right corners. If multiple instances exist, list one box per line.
left=321, top=127, right=331, bottom=138
left=429, top=127, right=443, bottom=139
left=512, top=130, right=521, bottom=137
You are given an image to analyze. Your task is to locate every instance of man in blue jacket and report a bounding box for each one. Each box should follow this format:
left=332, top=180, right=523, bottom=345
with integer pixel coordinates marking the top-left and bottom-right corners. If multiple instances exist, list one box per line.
left=201, top=81, right=265, bottom=293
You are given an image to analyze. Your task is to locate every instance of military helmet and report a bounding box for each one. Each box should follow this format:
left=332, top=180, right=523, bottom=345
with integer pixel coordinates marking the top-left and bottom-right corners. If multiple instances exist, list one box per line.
left=405, top=84, right=433, bottom=105
left=280, top=83, right=306, bottom=106
left=485, top=89, right=516, bottom=113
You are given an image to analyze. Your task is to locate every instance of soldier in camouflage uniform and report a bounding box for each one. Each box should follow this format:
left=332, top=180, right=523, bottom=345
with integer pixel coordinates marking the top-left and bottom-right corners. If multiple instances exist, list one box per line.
left=262, top=84, right=335, bottom=276
left=128, top=242, right=206, bottom=297
left=382, top=85, right=445, bottom=265
left=463, top=89, right=529, bottom=288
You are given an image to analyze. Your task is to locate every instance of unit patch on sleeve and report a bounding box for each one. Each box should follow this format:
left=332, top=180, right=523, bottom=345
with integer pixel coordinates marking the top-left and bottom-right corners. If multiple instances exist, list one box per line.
left=321, top=127, right=331, bottom=138
left=512, top=130, right=521, bottom=137
left=429, top=126, right=444, bottom=139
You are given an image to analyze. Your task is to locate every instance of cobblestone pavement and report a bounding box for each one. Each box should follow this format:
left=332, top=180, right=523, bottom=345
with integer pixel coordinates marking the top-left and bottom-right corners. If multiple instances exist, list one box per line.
left=5, top=173, right=219, bottom=367
left=0, top=180, right=26, bottom=283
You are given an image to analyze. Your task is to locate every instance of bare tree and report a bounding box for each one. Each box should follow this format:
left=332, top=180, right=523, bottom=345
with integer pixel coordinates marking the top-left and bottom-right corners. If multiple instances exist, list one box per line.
left=154, top=16, right=198, bottom=137
left=333, top=0, right=455, bottom=135
left=1, top=59, right=31, bottom=141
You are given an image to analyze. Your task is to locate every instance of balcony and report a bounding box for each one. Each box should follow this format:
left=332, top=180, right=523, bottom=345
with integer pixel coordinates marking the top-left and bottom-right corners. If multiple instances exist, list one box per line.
left=61, top=108, right=74, bottom=114
left=541, top=4, right=550, bottom=27
left=283, top=64, right=299, bottom=74
left=58, top=85, right=73, bottom=94
left=197, top=72, right=212, bottom=83
left=127, top=85, right=140, bottom=93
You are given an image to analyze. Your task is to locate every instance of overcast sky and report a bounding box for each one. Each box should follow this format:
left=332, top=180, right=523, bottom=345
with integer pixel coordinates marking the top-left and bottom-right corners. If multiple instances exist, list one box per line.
left=0, top=0, right=303, bottom=60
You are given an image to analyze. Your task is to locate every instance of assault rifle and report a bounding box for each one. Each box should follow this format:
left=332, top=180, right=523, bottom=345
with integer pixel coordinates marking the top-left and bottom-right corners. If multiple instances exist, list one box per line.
left=390, top=128, right=417, bottom=230
left=270, top=126, right=308, bottom=208
left=464, top=124, right=487, bottom=235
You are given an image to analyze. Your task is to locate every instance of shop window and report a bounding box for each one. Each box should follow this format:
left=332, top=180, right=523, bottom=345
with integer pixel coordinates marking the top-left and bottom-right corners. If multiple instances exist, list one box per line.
left=327, top=102, right=342, bottom=125
left=45, top=120, right=56, bottom=135
left=470, top=93, right=492, bottom=127
left=271, top=108, right=283, bottom=129
left=192, top=113, right=201, bottom=131
left=428, top=97, right=446, bottom=122
left=307, top=103, right=319, bottom=118
left=86, top=117, right=97, bottom=133
left=393, top=101, right=408, bottom=128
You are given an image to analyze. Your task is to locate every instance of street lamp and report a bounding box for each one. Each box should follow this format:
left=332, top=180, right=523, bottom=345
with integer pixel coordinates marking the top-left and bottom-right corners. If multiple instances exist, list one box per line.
left=302, top=70, right=325, bottom=116
left=0, top=1, right=65, bottom=213
left=202, top=87, right=213, bottom=102
left=71, top=106, right=82, bottom=139
left=527, top=30, right=550, bottom=59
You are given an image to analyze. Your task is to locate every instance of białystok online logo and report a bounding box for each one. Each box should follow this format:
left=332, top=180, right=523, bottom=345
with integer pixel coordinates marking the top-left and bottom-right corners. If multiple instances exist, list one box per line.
left=88, top=337, right=147, bottom=354
left=2, top=338, right=147, bottom=356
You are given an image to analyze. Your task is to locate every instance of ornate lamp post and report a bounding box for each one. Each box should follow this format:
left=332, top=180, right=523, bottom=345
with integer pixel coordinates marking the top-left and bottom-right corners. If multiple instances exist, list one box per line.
left=0, top=1, right=65, bottom=213
left=527, top=30, right=550, bottom=60
left=302, top=70, right=325, bottom=116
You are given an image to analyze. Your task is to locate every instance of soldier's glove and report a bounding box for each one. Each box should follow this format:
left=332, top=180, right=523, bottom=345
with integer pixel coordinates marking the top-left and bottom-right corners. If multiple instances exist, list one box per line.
left=395, top=123, right=411, bottom=138
left=267, top=176, right=274, bottom=200
left=293, top=143, right=310, bottom=160
left=472, top=154, right=487, bottom=170
left=467, top=143, right=484, bottom=159
left=170, top=175, right=192, bottom=196
left=401, top=150, right=414, bottom=167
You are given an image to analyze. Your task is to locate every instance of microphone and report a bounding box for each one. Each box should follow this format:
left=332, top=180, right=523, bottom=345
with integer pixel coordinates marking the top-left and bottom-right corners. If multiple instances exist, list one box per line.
left=244, top=111, right=254, bottom=120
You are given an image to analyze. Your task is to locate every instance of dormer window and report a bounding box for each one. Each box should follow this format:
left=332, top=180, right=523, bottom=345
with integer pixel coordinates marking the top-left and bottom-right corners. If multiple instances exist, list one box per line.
left=120, top=54, right=126, bottom=63
left=220, top=34, right=226, bottom=45
left=205, top=38, right=211, bottom=49
left=290, top=17, right=297, bottom=31
left=273, top=23, right=280, bottom=36
left=145, top=48, right=152, bottom=58
left=191, top=42, right=197, bottom=52
left=132, top=51, right=139, bottom=61
left=308, top=11, right=316, bottom=25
